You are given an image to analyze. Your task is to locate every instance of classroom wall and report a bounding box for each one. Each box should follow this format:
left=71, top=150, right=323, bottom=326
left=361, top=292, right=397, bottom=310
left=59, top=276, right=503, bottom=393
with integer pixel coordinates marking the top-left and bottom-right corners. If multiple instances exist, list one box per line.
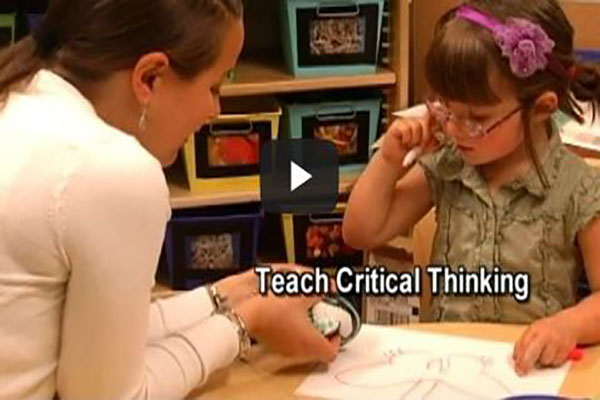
left=410, top=0, right=600, bottom=104
left=561, top=1, right=600, bottom=49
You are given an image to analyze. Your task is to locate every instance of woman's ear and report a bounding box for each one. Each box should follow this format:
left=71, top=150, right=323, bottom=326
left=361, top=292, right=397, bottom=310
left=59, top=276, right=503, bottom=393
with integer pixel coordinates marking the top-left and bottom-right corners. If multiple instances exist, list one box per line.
left=531, top=91, right=558, bottom=124
left=131, top=52, right=170, bottom=105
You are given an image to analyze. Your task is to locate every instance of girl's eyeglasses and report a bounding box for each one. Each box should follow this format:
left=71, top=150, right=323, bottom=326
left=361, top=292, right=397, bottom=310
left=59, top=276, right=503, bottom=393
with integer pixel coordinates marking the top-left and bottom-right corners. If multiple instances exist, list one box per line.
left=426, top=99, right=522, bottom=139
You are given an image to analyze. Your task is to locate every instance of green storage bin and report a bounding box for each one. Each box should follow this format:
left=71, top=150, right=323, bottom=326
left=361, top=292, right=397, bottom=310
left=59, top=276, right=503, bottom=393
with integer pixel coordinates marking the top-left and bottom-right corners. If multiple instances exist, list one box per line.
left=281, top=0, right=385, bottom=76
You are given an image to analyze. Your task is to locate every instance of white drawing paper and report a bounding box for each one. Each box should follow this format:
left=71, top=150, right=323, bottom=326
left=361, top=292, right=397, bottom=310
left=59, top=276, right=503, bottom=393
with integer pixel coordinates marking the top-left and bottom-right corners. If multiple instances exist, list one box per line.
left=296, top=324, right=570, bottom=400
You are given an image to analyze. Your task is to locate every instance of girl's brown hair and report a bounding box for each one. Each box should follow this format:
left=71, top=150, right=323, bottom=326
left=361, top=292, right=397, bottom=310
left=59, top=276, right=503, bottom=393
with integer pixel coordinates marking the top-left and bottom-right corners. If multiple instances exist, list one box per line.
left=0, top=0, right=243, bottom=103
left=425, top=0, right=600, bottom=188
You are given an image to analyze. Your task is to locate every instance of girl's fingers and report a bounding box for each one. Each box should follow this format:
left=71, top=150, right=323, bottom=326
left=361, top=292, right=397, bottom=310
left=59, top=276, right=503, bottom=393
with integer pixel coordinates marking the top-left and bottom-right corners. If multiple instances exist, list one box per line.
left=518, top=335, right=546, bottom=375
left=553, top=345, right=571, bottom=367
left=400, top=126, right=412, bottom=147
left=539, top=341, right=558, bottom=366
left=514, top=326, right=535, bottom=362
left=406, top=119, right=423, bottom=149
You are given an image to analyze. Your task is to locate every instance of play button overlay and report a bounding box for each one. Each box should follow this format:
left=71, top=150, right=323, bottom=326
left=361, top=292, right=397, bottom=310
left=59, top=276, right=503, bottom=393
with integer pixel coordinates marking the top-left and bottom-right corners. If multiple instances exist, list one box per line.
left=290, top=162, right=312, bottom=192
left=260, top=139, right=339, bottom=213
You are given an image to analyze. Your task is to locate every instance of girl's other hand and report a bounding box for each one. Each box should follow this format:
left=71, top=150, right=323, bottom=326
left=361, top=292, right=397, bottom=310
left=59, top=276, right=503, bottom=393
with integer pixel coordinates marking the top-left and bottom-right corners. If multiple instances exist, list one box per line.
left=512, top=315, right=577, bottom=376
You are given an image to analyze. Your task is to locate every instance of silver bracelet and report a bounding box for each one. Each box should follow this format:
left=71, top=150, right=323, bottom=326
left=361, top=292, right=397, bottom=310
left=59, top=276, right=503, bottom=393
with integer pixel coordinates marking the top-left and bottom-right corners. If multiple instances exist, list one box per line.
left=208, top=284, right=229, bottom=312
left=221, top=309, right=252, bottom=360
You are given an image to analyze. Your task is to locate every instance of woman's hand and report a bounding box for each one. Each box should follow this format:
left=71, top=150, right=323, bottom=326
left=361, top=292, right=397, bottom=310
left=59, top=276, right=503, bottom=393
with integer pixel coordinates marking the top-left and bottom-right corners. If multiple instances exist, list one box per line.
left=213, top=268, right=258, bottom=309
left=512, top=315, right=577, bottom=376
left=379, top=115, right=439, bottom=169
left=234, top=292, right=341, bottom=364
left=214, top=264, right=334, bottom=309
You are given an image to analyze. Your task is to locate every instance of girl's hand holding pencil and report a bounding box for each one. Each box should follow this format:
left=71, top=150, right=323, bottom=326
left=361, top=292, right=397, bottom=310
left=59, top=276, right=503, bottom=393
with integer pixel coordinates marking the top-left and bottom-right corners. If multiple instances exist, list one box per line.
left=378, top=111, right=442, bottom=171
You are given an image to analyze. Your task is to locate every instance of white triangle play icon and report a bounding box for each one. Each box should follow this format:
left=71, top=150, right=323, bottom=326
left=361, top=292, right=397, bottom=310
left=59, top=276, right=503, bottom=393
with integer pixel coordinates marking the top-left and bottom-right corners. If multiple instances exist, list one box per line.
left=290, top=161, right=312, bottom=192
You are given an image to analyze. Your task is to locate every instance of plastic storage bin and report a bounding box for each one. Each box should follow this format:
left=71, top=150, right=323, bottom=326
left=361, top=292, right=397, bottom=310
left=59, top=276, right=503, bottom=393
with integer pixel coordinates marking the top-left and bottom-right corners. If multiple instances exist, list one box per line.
left=183, top=97, right=281, bottom=193
left=157, top=203, right=262, bottom=290
left=0, top=14, right=16, bottom=47
left=281, top=0, right=385, bottom=76
left=282, top=203, right=364, bottom=267
left=282, top=93, right=381, bottom=174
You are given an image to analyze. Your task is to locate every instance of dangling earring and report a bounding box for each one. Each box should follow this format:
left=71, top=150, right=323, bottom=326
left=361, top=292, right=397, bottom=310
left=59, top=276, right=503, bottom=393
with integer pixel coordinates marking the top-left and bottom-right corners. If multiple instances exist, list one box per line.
left=138, top=104, right=148, bottom=132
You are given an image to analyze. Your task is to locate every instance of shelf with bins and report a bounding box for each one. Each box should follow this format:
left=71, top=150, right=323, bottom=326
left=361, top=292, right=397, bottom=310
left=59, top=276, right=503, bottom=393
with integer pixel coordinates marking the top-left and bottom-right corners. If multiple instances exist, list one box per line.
left=219, top=60, right=397, bottom=97
left=167, top=0, right=410, bottom=207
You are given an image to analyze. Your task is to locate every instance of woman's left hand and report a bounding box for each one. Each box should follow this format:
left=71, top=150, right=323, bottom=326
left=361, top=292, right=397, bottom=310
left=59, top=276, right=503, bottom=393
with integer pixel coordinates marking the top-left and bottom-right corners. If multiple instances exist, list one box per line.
left=214, top=263, right=315, bottom=309
left=213, top=268, right=258, bottom=309
left=512, top=315, right=577, bottom=376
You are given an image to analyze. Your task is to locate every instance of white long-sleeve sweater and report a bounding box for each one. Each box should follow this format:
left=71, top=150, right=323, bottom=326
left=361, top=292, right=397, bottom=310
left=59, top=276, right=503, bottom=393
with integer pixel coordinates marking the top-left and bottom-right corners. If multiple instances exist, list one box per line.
left=0, top=69, right=239, bottom=399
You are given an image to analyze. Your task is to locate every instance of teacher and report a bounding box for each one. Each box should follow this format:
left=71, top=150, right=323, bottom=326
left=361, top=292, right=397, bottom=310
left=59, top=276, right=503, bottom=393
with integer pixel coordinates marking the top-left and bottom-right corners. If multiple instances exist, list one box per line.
left=0, top=0, right=340, bottom=398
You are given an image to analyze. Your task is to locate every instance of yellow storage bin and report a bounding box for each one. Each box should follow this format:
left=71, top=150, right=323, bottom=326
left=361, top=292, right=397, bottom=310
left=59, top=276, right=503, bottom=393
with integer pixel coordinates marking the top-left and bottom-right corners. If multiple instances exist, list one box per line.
left=282, top=203, right=365, bottom=267
left=183, top=97, right=281, bottom=193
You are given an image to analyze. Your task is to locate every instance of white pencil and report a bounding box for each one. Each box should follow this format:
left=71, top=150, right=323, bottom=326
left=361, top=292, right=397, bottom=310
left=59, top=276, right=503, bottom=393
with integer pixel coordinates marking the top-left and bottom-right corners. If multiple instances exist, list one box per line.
left=402, top=146, right=423, bottom=168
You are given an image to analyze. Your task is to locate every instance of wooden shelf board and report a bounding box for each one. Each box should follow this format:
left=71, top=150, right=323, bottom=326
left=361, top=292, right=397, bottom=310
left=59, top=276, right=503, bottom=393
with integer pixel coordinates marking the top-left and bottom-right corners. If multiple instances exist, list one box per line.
left=220, top=61, right=396, bottom=97
left=169, top=173, right=361, bottom=209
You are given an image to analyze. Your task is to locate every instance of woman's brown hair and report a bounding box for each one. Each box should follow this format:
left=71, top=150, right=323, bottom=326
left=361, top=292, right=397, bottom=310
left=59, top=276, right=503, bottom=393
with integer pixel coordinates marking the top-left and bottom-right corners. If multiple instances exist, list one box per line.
left=425, top=0, right=600, bottom=188
left=0, top=0, right=243, bottom=103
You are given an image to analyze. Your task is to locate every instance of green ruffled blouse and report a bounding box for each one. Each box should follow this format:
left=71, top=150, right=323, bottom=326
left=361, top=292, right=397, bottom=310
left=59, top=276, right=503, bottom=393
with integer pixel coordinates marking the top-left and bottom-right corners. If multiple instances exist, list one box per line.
left=419, top=131, right=600, bottom=323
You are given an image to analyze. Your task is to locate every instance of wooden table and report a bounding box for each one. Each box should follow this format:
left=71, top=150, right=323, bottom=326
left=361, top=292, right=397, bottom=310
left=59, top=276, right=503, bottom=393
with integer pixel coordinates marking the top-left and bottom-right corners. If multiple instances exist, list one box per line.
left=189, top=323, right=600, bottom=399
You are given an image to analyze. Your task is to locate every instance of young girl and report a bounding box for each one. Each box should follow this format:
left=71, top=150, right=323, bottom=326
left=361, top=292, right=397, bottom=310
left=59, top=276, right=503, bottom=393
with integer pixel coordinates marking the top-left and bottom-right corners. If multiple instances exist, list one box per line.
left=344, top=0, right=600, bottom=376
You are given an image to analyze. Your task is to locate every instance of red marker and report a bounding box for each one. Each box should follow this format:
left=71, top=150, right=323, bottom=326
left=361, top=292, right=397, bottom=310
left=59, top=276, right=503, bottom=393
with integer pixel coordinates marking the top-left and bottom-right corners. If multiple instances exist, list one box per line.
left=568, top=347, right=584, bottom=361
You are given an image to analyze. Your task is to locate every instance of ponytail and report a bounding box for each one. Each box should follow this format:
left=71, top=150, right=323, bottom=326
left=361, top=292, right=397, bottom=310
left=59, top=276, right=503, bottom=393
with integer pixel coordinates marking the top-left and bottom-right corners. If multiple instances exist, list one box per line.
left=0, top=36, right=43, bottom=105
left=570, top=62, right=600, bottom=122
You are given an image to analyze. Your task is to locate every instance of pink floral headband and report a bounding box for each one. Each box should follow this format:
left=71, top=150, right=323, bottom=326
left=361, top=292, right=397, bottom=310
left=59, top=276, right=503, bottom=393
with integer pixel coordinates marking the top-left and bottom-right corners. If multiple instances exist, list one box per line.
left=455, top=5, right=571, bottom=80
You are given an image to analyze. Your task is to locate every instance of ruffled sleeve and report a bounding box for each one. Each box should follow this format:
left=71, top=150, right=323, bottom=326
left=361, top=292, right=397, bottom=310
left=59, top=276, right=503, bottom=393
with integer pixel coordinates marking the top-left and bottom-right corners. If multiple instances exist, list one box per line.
left=568, top=165, right=600, bottom=240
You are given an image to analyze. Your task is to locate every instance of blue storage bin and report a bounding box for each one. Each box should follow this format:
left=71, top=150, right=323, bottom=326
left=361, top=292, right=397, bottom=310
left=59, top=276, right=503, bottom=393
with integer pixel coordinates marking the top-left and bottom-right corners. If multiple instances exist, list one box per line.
left=282, top=93, right=381, bottom=174
left=157, top=203, right=262, bottom=290
left=281, top=0, right=385, bottom=76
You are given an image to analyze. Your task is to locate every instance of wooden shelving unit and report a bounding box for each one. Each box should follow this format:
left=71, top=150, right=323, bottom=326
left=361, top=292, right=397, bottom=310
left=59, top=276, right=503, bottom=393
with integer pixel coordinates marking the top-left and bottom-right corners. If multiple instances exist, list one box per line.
left=169, top=173, right=362, bottom=209
left=164, top=0, right=414, bottom=297
left=220, top=61, right=397, bottom=97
